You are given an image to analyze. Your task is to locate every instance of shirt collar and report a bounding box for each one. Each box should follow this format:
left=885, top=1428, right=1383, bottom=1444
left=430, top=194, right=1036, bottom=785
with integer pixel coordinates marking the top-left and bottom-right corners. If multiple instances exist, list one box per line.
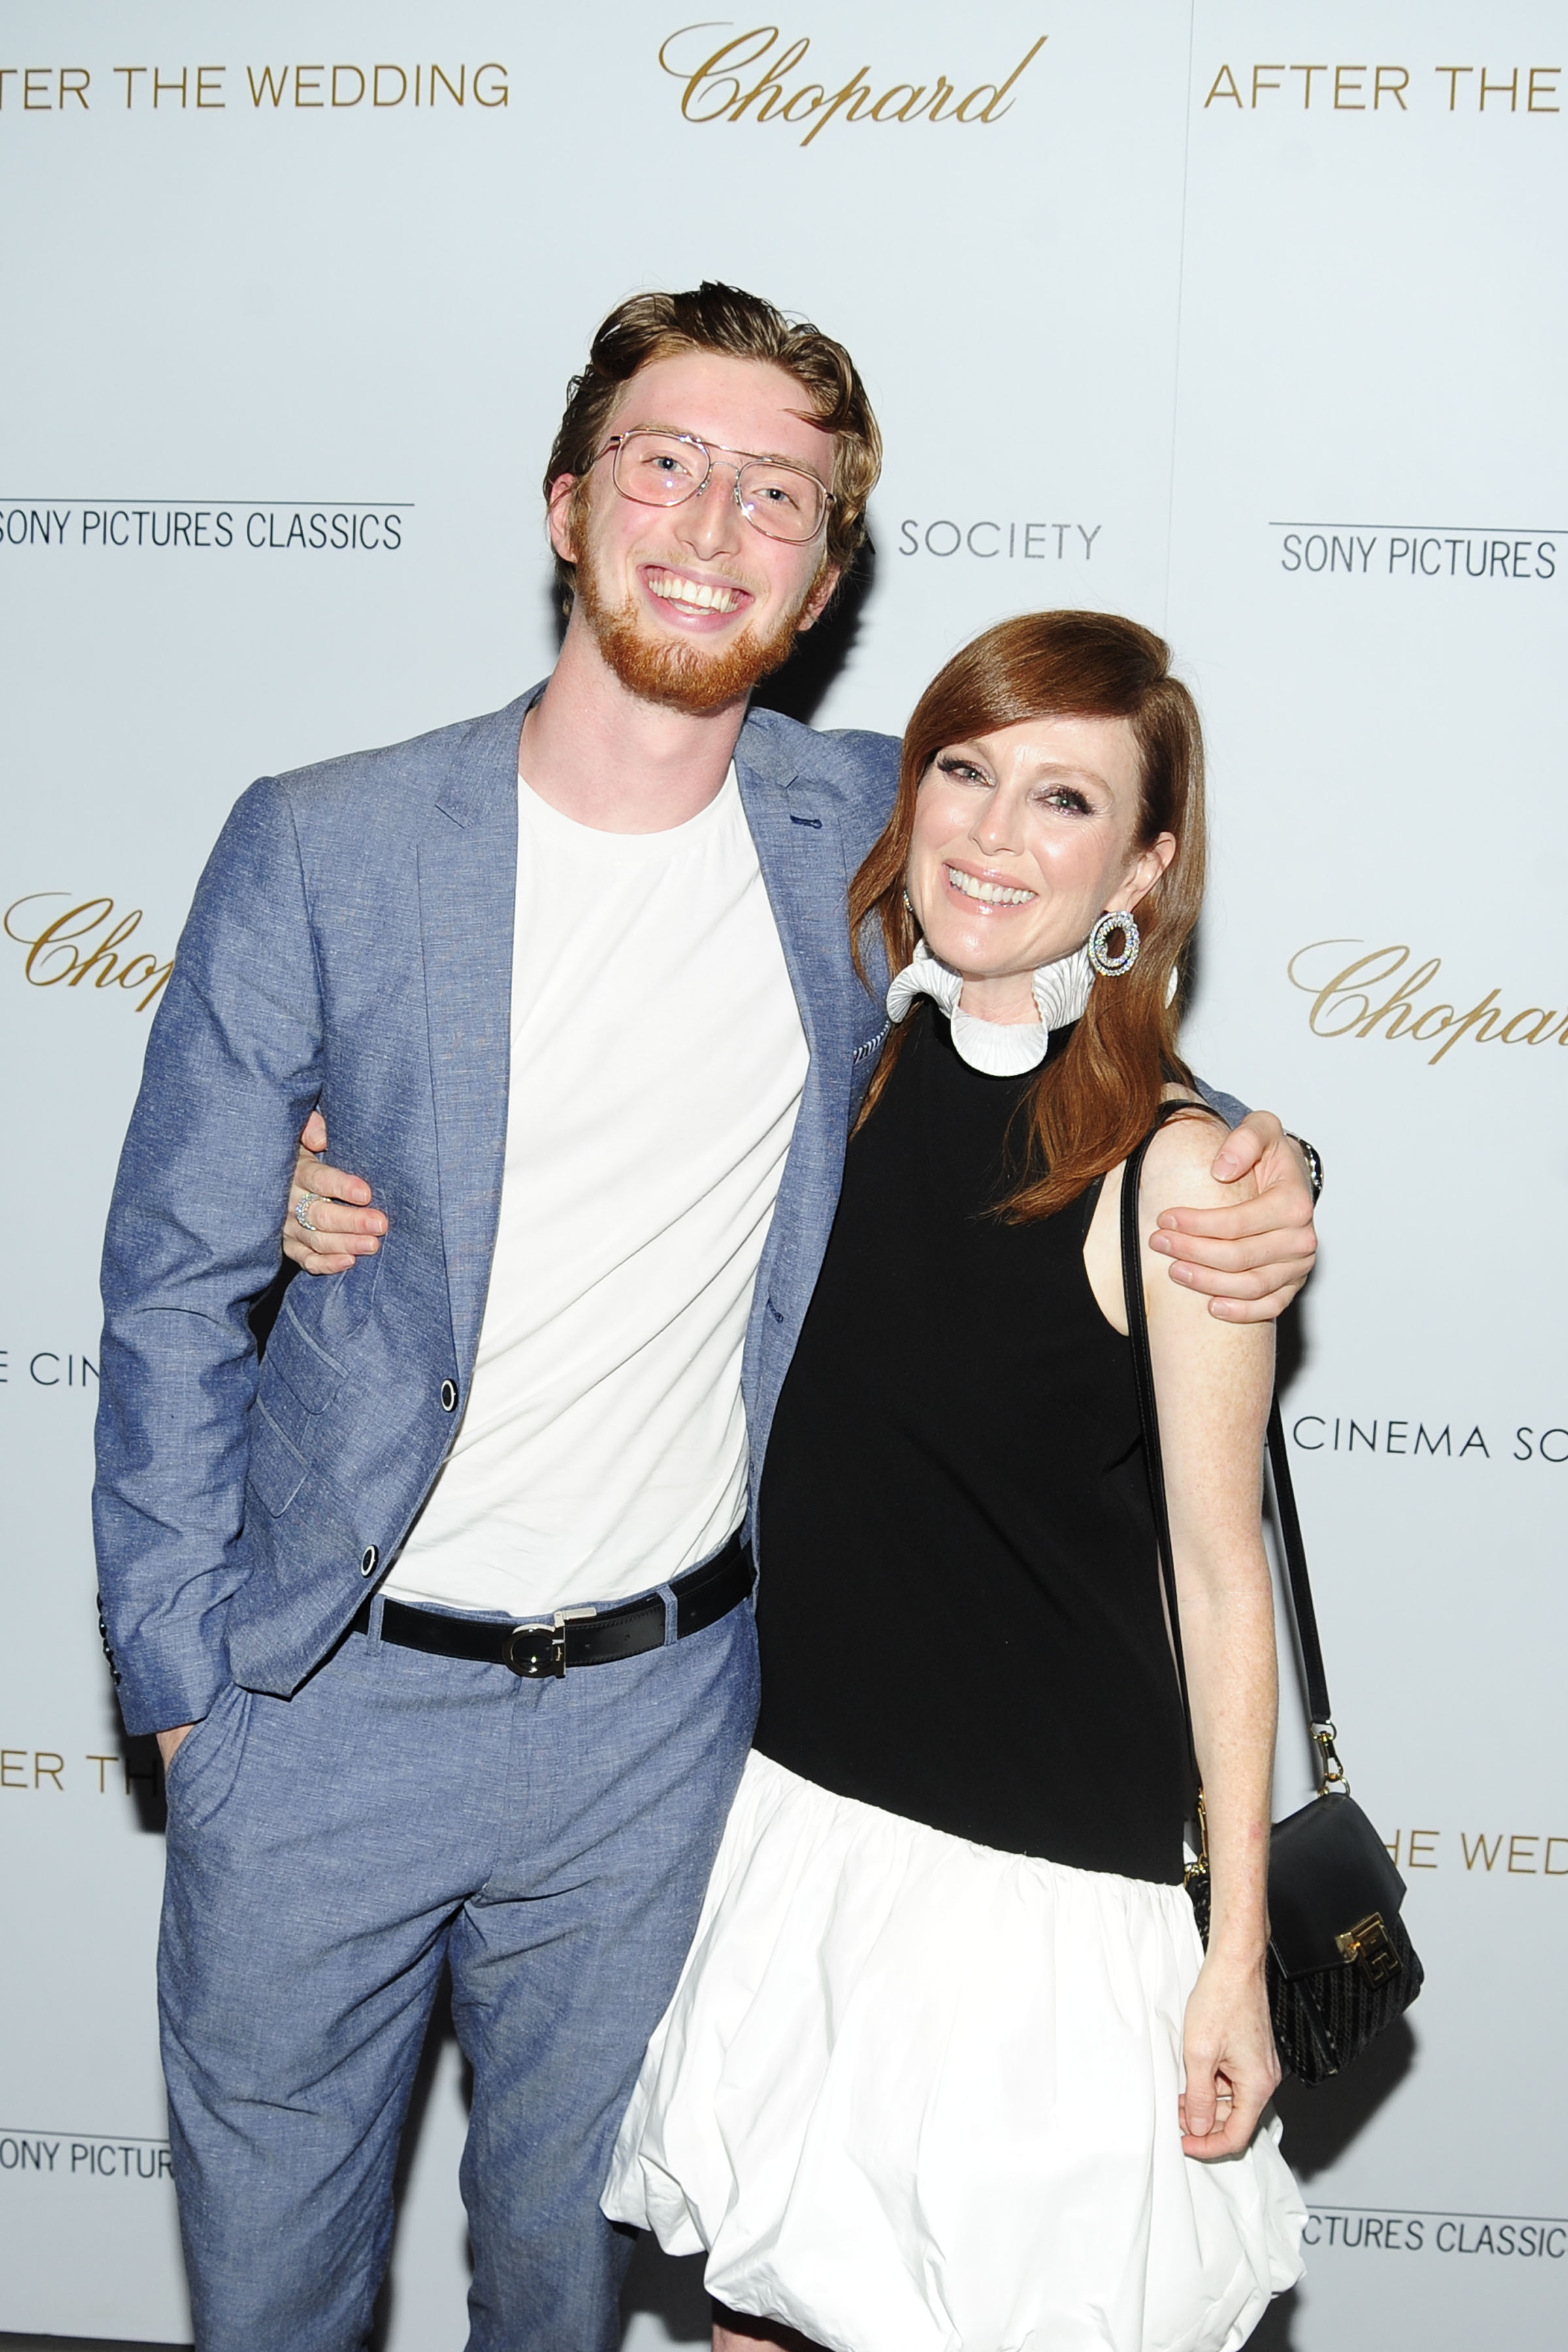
left=886, top=939, right=1094, bottom=1076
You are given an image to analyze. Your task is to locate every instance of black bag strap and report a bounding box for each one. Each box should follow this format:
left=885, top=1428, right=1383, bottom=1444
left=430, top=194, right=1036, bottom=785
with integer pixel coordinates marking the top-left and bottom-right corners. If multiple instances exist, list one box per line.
left=1119, top=1107, right=1342, bottom=1790
left=1117, top=1106, right=1202, bottom=1793
left=1264, top=1395, right=1332, bottom=1728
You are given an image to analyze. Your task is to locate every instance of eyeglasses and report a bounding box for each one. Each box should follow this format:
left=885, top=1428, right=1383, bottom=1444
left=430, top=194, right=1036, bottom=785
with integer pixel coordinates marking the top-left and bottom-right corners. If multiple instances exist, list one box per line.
left=597, top=429, right=833, bottom=546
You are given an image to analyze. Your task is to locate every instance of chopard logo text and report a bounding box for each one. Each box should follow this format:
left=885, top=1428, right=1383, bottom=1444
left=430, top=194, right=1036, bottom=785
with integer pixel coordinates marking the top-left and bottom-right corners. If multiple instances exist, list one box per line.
left=6, top=893, right=172, bottom=1010
left=659, top=24, right=1047, bottom=145
left=1287, top=941, right=1567, bottom=1064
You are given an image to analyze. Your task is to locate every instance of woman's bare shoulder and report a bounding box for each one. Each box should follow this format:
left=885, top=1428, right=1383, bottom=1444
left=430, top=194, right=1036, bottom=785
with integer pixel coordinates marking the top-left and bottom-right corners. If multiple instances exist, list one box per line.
left=1137, top=1098, right=1257, bottom=1219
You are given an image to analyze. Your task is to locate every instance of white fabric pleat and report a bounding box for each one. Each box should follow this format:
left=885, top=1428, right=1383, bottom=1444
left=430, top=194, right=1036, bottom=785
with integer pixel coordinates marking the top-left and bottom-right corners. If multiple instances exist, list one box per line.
left=604, top=1752, right=1305, bottom=2352
left=885, top=940, right=1095, bottom=1075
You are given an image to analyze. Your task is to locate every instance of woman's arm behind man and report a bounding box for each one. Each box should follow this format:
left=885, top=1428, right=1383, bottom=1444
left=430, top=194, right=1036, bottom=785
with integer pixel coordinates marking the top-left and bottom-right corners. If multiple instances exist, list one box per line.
left=1085, top=1108, right=1282, bottom=2160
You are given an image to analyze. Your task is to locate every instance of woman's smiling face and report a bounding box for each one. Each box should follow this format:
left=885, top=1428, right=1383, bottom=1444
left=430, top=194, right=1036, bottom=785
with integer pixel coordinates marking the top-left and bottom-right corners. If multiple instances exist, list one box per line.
left=906, top=712, right=1176, bottom=1020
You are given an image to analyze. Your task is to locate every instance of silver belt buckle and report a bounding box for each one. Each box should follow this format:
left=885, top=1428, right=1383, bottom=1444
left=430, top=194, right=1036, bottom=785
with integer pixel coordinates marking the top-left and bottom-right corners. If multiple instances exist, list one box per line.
left=502, top=1607, right=595, bottom=1678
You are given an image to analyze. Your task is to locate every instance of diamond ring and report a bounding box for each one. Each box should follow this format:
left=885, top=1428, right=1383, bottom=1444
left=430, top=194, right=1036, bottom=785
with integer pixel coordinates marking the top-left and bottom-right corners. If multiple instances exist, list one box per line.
left=294, top=1192, right=324, bottom=1235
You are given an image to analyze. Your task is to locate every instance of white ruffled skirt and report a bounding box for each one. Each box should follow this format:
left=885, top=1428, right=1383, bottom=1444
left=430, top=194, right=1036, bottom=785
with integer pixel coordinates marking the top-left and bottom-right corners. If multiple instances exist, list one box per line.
left=604, top=1752, right=1305, bottom=2352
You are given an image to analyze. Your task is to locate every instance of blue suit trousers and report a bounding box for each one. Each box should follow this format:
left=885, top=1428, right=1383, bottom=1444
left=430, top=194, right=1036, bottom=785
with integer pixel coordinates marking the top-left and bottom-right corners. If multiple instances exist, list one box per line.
left=158, top=1587, right=759, bottom=2351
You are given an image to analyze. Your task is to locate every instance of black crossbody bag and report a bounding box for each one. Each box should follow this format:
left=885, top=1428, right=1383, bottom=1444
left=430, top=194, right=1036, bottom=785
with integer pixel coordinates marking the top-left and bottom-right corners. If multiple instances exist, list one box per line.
left=1119, top=1108, right=1423, bottom=2085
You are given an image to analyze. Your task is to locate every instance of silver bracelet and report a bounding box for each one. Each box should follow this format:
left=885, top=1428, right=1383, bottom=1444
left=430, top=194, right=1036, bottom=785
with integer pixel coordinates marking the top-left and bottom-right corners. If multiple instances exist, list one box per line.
left=1286, top=1134, right=1324, bottom=1201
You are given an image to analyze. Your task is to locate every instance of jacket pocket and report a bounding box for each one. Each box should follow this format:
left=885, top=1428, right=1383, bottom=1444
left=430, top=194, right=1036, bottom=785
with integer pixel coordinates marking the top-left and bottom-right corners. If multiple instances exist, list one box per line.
left=313, top=1233, right=385, bottom=1347
left=162, top=1680, right=253, bottom=1833
left=280, top=1232, right=385, bottom=1365
left=162, top=1679, right=236, bottom=1791
left=267, top=1298, right=348, bottom=1418
left=248, top=1397, right=310, bottom=1517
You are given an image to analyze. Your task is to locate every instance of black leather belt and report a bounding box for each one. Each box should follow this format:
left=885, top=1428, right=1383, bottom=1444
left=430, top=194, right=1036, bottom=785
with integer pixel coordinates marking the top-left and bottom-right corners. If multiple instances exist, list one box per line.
left=350, top=1532, right=753, bottom=1679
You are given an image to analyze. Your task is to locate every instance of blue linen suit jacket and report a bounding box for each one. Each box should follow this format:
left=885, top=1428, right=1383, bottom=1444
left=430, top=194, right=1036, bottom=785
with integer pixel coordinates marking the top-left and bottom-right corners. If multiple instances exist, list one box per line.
left=93, top=687, right=904, bottom=1738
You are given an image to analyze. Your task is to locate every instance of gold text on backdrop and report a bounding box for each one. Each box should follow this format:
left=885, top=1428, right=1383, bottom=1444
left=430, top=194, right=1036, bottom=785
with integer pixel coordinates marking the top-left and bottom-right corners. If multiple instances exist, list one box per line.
left=1203, top=63, right=1560, bottom=114
left=659, top=25, right=1046, bottom=145
left=5, top=894, right=171, bottom=1010
left=0, top=65, right=510, bottom=110
left=1287, top=941, right=1567, bottom=1062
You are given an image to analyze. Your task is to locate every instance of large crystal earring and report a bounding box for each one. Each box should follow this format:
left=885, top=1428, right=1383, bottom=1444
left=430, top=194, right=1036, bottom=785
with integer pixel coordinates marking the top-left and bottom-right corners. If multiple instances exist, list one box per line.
left=1086, top=910, right=1140, bottom=977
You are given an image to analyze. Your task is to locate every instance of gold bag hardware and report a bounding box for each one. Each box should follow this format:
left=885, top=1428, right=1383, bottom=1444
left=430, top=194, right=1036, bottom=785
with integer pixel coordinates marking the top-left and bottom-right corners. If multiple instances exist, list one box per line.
left=1335, top=1912, right=1402, bottom=1988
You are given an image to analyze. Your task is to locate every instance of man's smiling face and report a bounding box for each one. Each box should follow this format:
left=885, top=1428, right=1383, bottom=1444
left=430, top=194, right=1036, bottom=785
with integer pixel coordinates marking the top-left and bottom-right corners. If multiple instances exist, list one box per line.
left=548, top=349, right=841, bottom=715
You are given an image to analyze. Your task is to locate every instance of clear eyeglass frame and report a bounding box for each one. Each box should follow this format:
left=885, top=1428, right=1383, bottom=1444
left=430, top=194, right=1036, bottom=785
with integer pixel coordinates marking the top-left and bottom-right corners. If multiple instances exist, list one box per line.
left=599, top=429, right=834, bottom=546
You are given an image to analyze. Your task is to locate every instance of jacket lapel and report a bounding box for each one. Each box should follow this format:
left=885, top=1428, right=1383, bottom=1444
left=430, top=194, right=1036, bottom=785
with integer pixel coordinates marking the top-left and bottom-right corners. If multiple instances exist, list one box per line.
left=417, top=692, right=877, bottom=1424
left=733, top=723, right=853, bottom=1107
left=416, top=685, right=541, bottom=1373
left=733, top=713, right=872, bottom=1482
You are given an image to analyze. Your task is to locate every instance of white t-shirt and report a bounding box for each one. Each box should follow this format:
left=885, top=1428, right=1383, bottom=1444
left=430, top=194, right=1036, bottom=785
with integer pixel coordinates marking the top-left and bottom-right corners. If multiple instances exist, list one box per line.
left=382, top=766, right=808, bottom=1618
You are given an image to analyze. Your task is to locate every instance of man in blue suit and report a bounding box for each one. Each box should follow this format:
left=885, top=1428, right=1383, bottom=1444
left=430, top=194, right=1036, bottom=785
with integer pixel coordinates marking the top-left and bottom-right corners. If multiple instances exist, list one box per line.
left=95, top=285, right=1318, bottom=2352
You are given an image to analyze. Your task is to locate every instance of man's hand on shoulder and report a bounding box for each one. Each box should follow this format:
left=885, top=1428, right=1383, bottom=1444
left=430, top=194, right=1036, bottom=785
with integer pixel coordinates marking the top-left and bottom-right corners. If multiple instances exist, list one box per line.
left=1149, top=1110, right=1318, bottom=1323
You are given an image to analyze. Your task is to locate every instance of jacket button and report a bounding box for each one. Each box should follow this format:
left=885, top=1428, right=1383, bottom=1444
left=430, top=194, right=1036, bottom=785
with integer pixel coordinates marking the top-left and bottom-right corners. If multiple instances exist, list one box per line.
left=360, top=1546, right=380, bottom=1578
left=440, top=1379, right=458, bottom=1413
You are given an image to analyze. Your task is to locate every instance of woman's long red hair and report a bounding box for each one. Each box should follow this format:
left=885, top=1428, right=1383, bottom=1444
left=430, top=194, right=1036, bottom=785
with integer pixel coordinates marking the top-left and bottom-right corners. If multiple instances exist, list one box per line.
left=849, top=611, right=1207, bottom=1218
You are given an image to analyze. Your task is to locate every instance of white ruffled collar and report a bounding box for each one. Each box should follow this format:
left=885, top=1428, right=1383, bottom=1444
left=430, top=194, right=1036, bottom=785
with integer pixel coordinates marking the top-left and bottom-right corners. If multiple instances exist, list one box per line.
left=886, top=940, right=1093, bottom=1076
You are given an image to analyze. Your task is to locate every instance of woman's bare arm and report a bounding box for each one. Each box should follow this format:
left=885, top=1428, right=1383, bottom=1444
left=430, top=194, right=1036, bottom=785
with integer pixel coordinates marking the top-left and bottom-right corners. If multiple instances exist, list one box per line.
left=1087, top=1113, right=1281, bottom=2159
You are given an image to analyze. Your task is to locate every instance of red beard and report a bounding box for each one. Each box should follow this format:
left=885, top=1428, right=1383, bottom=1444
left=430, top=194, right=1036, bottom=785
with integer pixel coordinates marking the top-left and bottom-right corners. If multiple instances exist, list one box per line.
left=575, top=551, right=813, bottom=716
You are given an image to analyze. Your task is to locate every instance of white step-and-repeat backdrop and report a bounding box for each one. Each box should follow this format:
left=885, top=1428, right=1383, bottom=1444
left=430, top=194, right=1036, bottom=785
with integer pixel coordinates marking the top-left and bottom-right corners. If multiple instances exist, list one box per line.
left=3, top=3, right=1564, bottom=2345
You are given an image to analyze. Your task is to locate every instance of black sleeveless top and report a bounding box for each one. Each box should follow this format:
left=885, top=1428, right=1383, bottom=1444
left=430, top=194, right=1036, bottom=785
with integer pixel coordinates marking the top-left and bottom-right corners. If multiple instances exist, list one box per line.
left=754, top=1004, right=1191, bottom=1884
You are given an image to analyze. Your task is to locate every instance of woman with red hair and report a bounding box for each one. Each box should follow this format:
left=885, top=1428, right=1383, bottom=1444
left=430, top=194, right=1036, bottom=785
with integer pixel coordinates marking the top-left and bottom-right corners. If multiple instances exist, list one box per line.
left=605, top=610, right=1306, bottom=2352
